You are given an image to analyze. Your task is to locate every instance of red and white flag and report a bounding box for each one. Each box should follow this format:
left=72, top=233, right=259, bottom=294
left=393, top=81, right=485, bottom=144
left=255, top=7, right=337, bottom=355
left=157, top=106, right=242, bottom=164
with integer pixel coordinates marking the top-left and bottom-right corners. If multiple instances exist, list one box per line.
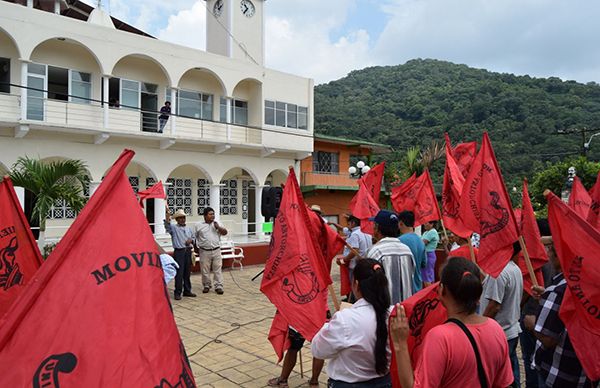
left=442, top=133, right=471, bottom=238
left=0, top=177, right=43, bottom=320
left=138, top=180, right=166, bottom=208
left=459, top=132, right=519, bottom=277
left=261, top=168, right=331, bottom=347
left=547, top=191, right=600, bottom=380
left=568, top=176, right=592, bottom=219
left=0, top=150, right=195, bottom=387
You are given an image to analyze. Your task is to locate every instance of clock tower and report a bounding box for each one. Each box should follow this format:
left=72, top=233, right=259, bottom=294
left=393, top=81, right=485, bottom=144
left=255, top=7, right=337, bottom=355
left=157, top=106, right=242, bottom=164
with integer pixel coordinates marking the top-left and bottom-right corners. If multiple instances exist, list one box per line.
left=205, top=0, right=265, bottom=66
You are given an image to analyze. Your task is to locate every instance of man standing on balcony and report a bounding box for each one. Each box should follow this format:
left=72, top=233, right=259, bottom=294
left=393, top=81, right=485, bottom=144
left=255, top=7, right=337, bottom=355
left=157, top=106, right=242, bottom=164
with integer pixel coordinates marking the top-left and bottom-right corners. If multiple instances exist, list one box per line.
left=164, top=208, right=196, bottom=301
left=195, top=207, right=228, bottom=295
left=158, top=101, right=171, bottom=133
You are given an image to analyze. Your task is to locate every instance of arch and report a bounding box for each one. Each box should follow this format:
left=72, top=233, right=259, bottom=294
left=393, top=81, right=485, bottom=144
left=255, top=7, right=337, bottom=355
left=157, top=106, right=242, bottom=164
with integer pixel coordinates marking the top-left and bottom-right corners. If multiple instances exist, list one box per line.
left=0, top=25, right=21, bottom=59
left=219, top=167, right=259, bottom=185
left=110, top=53, right=172, bottom=87
left=28, top=37, right=104, bottom=75
left=176, top=67, right=226, bottom=96
left=166, top=164, right=213, bottom=185
left=231, top=77, right=262, bottom=97
left=264, top=169, right=288, bottom=187
left=166, top=164, right=213, bottom=217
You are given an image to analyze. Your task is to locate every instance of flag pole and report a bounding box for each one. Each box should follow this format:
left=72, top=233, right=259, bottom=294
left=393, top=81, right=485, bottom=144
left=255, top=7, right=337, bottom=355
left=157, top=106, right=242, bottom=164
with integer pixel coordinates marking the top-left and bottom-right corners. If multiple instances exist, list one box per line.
left=328, top=284, right=341, bottom=311
left=467, top=237, right=477, bottom=263
left=518, top=235, right=539, bottom=288
left=298, top=348, right=304, bottom=378
left=436, top=206, right=450, bottom=242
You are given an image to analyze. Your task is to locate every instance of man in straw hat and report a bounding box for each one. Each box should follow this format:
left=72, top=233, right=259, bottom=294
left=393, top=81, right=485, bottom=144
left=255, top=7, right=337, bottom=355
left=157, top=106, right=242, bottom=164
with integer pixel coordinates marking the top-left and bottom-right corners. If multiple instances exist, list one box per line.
left=165, top=208, right=196, bottom=300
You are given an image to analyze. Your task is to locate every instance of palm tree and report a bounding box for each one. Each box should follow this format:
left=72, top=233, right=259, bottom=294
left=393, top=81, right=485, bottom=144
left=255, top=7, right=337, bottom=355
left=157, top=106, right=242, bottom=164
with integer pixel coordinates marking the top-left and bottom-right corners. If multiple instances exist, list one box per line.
left=9, top=157, right=89, bottom=249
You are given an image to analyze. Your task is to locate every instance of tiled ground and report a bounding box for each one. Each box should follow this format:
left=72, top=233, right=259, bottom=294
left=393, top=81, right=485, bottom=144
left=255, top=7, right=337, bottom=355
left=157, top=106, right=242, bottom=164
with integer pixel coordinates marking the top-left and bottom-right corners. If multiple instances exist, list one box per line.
left=171, top=265, right=338, bottom=388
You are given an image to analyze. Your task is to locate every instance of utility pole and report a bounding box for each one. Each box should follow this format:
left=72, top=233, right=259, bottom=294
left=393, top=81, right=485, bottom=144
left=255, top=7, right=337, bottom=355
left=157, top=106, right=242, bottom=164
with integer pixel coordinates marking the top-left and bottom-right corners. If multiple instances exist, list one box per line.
left=582, top=127, right=587, bottom=157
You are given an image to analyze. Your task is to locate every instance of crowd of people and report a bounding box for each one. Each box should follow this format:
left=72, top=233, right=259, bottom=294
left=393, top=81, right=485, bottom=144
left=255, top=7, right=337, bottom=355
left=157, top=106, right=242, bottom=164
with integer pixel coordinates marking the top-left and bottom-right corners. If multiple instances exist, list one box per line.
left=269, top=206, right=596, bottom=387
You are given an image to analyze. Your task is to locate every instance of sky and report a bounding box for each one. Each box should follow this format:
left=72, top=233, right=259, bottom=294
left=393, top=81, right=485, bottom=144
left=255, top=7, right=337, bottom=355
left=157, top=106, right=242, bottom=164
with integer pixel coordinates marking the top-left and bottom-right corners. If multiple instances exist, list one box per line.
left=84, top=0, right=600, bottom=85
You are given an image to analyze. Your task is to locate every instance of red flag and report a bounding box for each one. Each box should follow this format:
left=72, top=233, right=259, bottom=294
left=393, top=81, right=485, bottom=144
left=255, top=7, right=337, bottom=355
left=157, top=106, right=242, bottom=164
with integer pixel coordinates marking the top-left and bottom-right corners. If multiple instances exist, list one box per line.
left=442, top=133, right=472, bottom=238
left=547, top=192, right=600, bottom=380
left=340, top=265, right=351, bottom=296
left=0, top=177, right=43, bottom=319
left=389, top=283, right=448, bottom=388
left=451, top=140, right=477, bottom=178
left=307, top=208, right=345, bottom=272
left=359, top=162, right=385, bottom=205
left=349, top=180, right=380, bottom=235
left=138, top=180, right=166, bottom=208
left=587, top=171, right=600, bottom=229
left=268, top=311, right=291, bottom=363
left=261, top=168, right=331, bottom=343
left=0, top=150, right=196, bottom=386
left=459, top=132, right=519, bottom=278
left=391, top=170, right=440, bottom=226
left=568, top=177, right=592, bottom=219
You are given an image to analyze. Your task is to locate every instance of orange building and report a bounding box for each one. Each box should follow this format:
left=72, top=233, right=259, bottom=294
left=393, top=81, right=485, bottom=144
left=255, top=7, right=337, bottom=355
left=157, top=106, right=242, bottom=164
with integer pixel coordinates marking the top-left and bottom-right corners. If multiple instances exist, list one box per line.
left=301, top=134, right=392, bottom=226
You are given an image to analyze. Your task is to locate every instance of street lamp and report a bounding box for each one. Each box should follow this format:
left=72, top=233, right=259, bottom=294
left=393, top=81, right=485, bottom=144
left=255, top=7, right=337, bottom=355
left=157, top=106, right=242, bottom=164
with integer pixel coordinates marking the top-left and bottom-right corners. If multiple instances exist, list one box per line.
left=561, top=166, right=576, bottom=203
left=584, top=132, right=600, bottom=153
left=349, top=160, right=371, bottom=178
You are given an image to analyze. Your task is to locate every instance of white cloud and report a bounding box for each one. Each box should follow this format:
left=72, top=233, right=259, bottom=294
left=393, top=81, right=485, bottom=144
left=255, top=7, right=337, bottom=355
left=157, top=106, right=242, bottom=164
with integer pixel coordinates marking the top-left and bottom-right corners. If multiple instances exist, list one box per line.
left=157, top=1, right=207, bottom=50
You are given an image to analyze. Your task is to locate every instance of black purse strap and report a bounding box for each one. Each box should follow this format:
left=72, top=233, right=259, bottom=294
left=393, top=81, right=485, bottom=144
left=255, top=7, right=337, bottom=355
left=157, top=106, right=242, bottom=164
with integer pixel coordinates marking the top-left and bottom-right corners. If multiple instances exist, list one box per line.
left=446, top=318, right=489, bottom=388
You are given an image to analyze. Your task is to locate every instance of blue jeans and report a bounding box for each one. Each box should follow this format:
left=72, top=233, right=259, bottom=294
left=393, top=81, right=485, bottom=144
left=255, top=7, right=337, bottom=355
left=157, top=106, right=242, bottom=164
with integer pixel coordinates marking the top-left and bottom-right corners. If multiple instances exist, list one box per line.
left=508, top=337, right=520, bottom=387
left=520, top=320, right=540, bottom=388
left=328, top=374, right=392, bottom=388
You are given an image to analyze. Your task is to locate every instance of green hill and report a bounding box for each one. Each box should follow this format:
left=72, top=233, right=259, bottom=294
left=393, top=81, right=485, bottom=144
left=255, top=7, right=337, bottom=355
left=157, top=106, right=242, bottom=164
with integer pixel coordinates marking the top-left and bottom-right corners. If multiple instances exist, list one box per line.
left=314, top=59, right=600, bottom=186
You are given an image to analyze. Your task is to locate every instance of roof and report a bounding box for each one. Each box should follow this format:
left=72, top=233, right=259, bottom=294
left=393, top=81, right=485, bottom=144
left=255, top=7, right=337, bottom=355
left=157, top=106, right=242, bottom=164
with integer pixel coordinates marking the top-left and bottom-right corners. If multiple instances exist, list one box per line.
left=314, top=133, right=392, bottom=154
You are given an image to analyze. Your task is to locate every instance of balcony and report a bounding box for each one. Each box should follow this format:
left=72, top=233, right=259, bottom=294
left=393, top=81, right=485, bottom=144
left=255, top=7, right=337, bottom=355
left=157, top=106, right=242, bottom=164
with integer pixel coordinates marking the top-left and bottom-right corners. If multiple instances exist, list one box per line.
left=301, top=171, right=359, bottom=189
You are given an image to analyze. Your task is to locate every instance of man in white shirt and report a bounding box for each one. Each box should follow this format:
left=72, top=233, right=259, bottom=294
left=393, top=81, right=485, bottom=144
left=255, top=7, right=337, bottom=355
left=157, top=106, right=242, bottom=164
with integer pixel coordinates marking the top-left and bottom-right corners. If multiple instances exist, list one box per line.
left=366, top=210, right=415, bottom=304
left=194, top=207, right=227, bottom=294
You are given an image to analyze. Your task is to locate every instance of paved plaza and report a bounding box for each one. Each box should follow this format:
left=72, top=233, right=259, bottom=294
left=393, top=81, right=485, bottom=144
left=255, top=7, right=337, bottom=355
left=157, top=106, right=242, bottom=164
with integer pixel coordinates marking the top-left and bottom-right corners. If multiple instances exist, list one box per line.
left=171, top=264, right=340, bottom=388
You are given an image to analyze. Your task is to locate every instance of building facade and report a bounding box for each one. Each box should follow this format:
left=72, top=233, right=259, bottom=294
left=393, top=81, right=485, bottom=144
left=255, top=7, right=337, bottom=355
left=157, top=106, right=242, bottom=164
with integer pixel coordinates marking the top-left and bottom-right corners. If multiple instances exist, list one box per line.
left=0, top=0, right=313, bottom=241
left=301, top=134, right=391, bottom=226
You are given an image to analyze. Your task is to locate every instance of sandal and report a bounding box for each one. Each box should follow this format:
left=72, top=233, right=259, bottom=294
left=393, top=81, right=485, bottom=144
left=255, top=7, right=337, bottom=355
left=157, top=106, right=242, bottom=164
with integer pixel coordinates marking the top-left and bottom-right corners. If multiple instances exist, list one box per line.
left=267, top=377, right=289, bottom=387
left=308, top=378, right=320, bottom=387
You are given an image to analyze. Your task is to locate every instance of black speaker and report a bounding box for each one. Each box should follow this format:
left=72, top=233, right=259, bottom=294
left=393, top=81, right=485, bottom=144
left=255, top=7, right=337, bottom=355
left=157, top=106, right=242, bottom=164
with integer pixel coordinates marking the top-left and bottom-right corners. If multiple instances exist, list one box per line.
left=261, top=186, right=283, bottom=219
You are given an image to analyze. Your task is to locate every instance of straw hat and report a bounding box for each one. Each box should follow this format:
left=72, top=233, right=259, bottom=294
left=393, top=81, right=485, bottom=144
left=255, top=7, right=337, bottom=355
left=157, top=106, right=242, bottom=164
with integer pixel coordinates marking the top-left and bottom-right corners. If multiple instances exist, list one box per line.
left=310, top=204, right=322, bottom=213
left=172, top=209, right=187, bottom=219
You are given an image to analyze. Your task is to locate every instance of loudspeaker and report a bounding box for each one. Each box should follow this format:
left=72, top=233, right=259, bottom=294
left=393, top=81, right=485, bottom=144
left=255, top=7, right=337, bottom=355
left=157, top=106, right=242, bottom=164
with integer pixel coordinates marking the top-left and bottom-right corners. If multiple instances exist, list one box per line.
left=261, top=186, right=283, bottom=219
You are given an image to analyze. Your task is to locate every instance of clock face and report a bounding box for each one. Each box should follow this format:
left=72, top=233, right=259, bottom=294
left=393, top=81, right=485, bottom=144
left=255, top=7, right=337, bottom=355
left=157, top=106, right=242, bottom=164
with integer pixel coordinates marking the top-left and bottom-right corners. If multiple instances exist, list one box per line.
left=213, top=0, right=224, bottom=17
left=240, top=0, right=255, bottom=18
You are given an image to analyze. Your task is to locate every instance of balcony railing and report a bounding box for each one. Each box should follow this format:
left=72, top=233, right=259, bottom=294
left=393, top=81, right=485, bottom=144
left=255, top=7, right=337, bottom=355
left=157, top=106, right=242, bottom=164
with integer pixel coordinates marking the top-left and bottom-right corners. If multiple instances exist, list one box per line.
left=301, top=171, right=359, bottom=188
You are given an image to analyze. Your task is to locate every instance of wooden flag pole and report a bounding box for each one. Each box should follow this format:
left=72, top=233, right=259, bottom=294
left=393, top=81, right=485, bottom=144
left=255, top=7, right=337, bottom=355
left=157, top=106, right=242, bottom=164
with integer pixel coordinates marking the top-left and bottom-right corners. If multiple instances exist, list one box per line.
left=436, top=206, right=450, bottom=242
left=298, top=348, right=304, bottom=378
left=518, top=235, right=539, bottom=288
left=328, top=284, right=341, bottom=312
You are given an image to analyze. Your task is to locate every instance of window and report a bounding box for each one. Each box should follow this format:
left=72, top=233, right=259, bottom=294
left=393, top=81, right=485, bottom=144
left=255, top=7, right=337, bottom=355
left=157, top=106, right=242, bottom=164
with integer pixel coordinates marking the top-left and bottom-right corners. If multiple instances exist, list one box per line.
left=220, top=179, right=238, bottom=215
left=71, top=71, right=91, bottom=103
left=232, top=99, right=248, bottom=125
left=121, top=79, right=140, bottom=110
left=178, top=89, right=213, bottom=120
left=47, top=66, right=68, bottom=101
left=312, top=151, right=339, bottom=174
left=197, top=179, right=211, bottom=216
left=166, top=178, right=192, bottom=215
left=0, top=58, right=9, bottom=94
left=265, top=99, right=308, bottom=129
left=48, top=180, right=90, bottom=219
left=27, top=63, right=45, bottom=121
left=219, top=97, right=227, bottom=123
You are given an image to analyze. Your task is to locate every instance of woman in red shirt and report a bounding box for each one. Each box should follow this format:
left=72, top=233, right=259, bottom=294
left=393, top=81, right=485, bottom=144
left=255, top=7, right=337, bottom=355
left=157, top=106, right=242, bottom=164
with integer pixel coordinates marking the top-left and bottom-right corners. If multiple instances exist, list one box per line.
left=391, top=256, right=513, bottom=388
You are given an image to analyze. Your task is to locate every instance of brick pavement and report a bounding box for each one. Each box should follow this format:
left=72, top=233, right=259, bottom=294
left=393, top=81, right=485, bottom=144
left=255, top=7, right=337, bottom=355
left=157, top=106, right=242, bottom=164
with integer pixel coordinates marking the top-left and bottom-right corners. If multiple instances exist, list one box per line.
left=171, top=264, right=340, bottom=388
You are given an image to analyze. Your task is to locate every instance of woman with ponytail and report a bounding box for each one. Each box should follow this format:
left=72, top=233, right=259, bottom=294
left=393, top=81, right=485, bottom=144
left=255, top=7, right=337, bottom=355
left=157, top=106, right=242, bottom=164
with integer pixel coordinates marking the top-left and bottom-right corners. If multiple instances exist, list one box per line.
left=390, top=256, right=514, bottom=388
left=311, top=259, right=392, bottom=387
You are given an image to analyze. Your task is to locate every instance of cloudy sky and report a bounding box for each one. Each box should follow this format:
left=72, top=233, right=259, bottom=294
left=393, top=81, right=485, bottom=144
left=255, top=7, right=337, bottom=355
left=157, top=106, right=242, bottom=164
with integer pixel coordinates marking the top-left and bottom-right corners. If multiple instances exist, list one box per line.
left=83, top=0, right=600, bottom=85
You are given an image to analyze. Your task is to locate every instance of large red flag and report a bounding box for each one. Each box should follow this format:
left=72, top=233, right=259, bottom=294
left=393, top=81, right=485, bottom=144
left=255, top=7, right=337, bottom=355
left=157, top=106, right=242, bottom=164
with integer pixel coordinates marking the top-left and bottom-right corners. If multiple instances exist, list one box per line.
left=261, top=168, right=331, bottom=343
left=459, top=132, right=519, bottom=277
left=587, top=171, right=600, bottom=229
left=359, top=162, right=385, bottom=205
left=568, top=176, right=591, bottom=219
left=451, top=141, right=477, bottom=178
left=391, top=170, right=440, bottom=226
left=442, top=134, right=472, bottom=238
left=0, top=150, right=195, bottom=386
left=547, top=192, right=600, bottom=380
left=307, top=208, right=345, bottom=272
left=349, top=180, right=380, bottom=235
left=268, top=311, right=291, bottom=363
left=138, top=180, right=165, bottom=208
left=0, top=177, right=43, bottom=319
left=389, top=283, right=448, bottom=388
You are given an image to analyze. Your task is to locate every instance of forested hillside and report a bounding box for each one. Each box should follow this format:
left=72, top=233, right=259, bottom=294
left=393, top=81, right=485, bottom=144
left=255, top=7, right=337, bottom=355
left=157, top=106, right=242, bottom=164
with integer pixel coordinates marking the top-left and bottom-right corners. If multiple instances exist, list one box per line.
left=314, top=59, right=600, bottom=186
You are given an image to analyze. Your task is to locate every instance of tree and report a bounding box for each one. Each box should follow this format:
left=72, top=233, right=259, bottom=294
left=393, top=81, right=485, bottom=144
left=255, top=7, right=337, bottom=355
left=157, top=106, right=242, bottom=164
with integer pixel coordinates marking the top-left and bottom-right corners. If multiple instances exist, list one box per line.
left=530, top=156, right=600, bottom=211
left=9, top=157, right=89, bottom=249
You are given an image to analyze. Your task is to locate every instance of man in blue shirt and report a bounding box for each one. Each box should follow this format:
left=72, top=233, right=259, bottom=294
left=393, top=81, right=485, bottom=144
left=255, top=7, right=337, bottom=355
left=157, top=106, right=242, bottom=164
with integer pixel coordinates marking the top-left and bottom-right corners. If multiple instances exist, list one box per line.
left=164, top=208, right=196, bottom=300
left=397, top=210, right=426, bottom=292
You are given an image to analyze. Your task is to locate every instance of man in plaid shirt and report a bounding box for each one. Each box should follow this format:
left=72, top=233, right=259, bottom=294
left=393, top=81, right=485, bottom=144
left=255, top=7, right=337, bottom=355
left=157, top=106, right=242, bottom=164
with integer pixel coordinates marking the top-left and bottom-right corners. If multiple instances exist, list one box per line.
left=533, top=241, right=592, bottom=388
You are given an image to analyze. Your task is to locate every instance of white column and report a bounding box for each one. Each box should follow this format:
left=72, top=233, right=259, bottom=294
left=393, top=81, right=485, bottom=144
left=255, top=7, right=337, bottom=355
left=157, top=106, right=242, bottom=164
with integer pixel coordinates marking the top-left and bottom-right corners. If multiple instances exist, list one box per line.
left=170, top=88, right=177, bottom=135
left=27, top=0, right=33, bottom=7
left=89, top=181, right=101, bottom=196
left=14, top=186, right=25, bottom=211
left=210, top=184, right=221, bottom=220
left=102, top=76, right=109, bottom=129
left=20, top=60, right=28, bottom=120
left=54, top=0, right=60, bottom=13
left=225, top=97, right=232, bottom=140
left=154, top=198, right=166, bottom=235
left=255, top=185, right=266, bottom=239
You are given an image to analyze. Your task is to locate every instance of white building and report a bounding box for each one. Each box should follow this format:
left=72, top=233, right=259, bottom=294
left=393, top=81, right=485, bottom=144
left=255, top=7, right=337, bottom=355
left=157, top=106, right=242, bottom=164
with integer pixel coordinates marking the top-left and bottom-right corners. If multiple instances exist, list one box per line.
left=0, top=0, right=313, bottom=241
